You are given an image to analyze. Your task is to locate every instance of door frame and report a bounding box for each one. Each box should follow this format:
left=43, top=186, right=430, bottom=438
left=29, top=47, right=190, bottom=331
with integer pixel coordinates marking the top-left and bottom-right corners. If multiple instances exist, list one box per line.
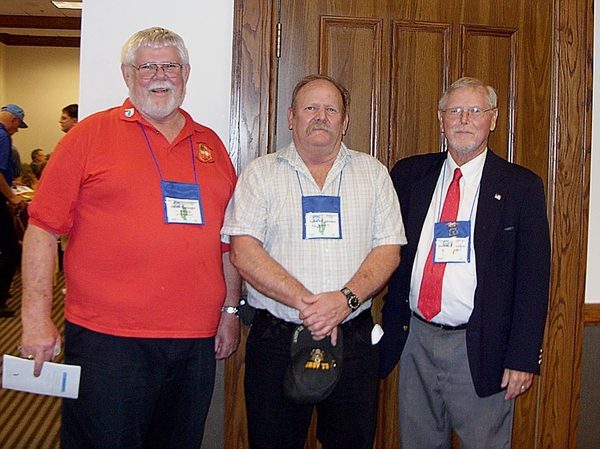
left=227, top=0, right=592, bottom=446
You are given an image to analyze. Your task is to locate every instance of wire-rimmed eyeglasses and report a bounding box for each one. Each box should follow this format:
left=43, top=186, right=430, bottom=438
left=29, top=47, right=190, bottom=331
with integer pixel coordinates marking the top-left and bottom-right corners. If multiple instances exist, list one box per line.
left=131, top=62, right=184, bottom=79
left=440, top=107, right=496, bottom=118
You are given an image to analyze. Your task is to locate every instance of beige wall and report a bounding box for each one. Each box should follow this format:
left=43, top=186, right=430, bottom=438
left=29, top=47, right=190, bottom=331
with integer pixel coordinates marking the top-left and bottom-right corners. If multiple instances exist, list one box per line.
left=0, top=44, right=79, bottom=163
left=0, top=44, right=6, bottom=106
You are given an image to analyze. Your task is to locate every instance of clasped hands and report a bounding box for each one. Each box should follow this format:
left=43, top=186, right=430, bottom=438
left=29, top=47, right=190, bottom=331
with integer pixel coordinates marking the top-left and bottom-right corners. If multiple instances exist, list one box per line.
left=298, top=291, right=351, bottom=346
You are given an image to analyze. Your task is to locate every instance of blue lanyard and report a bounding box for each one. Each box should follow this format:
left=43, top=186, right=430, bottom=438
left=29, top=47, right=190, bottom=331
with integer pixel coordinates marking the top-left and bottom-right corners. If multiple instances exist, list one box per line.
left=296, top=169, right=343, bottom=197
left=139, top=123, right=198, bottom=185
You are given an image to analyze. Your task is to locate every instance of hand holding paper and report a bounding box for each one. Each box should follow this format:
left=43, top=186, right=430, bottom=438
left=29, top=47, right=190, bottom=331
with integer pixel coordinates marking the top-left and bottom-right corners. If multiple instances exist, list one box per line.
left=2, top=355, right=81, bottom=399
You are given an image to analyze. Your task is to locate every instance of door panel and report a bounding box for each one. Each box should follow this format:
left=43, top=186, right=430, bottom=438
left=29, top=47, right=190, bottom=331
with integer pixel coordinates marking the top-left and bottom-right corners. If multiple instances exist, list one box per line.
left=390, top=21, right=450, bottom=159
left=319, top=16, right=384, bottom=158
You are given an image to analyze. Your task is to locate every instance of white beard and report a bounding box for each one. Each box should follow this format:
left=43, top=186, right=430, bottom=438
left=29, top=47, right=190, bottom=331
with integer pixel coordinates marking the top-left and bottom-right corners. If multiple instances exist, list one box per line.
left=129, top=80, right=186, bottom=119
left=446, top=136, right=479, bottom=154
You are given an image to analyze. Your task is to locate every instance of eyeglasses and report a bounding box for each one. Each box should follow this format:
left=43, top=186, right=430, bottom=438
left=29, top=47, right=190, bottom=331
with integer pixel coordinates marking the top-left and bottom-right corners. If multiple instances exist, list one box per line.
left=440, top=107, right=495, bottom=118
left=131, top=62, right=183, bottom=79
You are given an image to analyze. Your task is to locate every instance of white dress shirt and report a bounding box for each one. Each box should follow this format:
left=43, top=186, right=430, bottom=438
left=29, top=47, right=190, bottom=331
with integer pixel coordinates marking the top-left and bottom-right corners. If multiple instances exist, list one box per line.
left=410, top=150, right=487, bottom=326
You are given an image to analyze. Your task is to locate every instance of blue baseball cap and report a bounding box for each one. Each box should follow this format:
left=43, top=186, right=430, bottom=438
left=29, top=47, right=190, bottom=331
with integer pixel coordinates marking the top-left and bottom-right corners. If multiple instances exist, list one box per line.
left=1, top=104, right=28, bottom=128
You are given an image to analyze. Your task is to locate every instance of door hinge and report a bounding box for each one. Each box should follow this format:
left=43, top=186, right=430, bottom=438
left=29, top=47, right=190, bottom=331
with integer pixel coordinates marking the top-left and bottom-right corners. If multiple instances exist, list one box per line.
left=276, top=22, right=282, bottom=59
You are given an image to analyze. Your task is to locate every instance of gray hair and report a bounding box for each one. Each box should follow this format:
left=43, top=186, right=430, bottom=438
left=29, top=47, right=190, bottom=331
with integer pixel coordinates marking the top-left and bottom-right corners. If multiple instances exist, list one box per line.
left=438, top=77, right=498, bottom=110
left=121, top=27, right=189, bottom=67
left=291, top=74, right=351, bottom=118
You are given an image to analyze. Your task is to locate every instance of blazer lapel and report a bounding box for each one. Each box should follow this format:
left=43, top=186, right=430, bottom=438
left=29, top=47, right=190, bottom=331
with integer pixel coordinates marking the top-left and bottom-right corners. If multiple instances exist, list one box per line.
left=407, top=154, right=446, bottom=249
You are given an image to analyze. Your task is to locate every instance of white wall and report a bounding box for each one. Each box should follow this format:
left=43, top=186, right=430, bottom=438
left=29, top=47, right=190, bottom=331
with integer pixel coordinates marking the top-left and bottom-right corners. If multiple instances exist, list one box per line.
left=79, top=1, right=234, bottom=163
left=586, top=0, right=600, bottom=303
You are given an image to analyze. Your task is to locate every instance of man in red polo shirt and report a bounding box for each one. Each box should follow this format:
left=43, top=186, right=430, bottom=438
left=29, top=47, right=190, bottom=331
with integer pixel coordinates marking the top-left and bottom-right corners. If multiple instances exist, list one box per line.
left=20, top=27, right=240, bottom=449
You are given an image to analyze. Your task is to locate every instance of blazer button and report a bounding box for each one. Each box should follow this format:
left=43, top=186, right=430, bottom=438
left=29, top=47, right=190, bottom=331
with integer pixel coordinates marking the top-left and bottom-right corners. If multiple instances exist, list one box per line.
left=402, top=325, right=408, bottom=332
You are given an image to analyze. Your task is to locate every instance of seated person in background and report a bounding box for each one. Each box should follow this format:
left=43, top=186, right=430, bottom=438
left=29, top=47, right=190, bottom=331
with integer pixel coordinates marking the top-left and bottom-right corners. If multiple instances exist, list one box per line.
left=30, top=149, right=46, bottom=179
left=11, top=146, right=22, bottom=185
left=19, top=163, right=38, bottom=191
left=59, top=104, right=78, bottom=133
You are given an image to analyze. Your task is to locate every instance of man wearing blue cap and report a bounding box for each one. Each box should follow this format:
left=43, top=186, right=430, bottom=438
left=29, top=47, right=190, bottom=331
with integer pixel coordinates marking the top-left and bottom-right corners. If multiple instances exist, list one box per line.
left=0, top=104, right=28, bottom=317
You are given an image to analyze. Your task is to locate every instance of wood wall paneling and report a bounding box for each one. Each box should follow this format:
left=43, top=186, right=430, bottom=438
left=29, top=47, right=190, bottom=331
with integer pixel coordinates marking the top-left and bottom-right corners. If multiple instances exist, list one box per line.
left=226, top=2, right=278, bottom=447
left=538, top=0, right=592, bottom=447
left=228, top=0, right=278, bottom=172
left=584, top=304, right=600, bottom=326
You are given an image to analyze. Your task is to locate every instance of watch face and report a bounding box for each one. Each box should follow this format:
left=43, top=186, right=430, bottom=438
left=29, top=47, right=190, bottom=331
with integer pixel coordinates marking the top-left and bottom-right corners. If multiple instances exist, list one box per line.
left=342, top=287, right=360, bottom=311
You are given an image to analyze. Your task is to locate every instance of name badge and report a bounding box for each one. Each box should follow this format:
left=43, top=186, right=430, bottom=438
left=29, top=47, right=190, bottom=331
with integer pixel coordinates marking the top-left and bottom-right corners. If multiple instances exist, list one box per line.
left=433, top=220, right=471, bottom=263
left=161, top=180, right=204, bottom=225
left=302, top=195, right=342, bottom=239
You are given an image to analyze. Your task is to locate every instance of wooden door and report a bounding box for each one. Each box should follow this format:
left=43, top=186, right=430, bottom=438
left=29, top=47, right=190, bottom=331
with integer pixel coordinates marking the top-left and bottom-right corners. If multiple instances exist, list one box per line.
left=227, top=0, right=592, bottom=447
left=275, top=0, right=550, bottom=179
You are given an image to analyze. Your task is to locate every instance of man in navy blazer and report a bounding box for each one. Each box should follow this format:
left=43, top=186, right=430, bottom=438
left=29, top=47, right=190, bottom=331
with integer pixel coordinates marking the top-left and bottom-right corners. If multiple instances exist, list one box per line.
left=380, top=77, right=551, bottom=448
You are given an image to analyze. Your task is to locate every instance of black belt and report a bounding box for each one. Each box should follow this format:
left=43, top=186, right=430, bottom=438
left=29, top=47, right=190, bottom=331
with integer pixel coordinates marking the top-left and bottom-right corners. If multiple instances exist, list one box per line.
left=255, top=307, right=372, bottom=331
left=412, top=311, right=467, bottom=331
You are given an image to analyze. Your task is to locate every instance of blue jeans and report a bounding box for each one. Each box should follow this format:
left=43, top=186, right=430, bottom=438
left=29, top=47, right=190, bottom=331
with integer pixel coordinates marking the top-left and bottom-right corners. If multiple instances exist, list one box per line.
left=244, top=309, right=379, bottom=449
left=61, top=321, right=216, bottom=449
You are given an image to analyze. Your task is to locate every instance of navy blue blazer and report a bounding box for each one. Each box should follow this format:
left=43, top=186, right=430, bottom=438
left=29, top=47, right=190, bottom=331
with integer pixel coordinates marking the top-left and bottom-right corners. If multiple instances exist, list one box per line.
left=379, top=150, right=551, bottom=398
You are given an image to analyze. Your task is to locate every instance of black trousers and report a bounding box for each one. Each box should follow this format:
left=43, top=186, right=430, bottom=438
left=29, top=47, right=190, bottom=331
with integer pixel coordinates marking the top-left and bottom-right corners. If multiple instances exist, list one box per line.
left=0, top=200, right=21, bottom=305
left=245, top=309, right=379, bottom=449
left=61, top=321, right=217, bottom=449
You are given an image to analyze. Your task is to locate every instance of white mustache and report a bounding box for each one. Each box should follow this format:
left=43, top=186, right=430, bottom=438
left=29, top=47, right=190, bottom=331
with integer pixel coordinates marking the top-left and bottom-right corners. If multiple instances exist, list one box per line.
left=148, top=81, right=174, bottom=92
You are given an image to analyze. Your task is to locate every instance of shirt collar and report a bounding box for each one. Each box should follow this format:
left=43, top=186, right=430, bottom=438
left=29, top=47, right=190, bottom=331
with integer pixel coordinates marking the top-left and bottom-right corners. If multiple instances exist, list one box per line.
left=119, top=98, right=198, bottom=141
left=446, top=148, right=487, bottom=185
left=277, top=141, right=350, bottom=168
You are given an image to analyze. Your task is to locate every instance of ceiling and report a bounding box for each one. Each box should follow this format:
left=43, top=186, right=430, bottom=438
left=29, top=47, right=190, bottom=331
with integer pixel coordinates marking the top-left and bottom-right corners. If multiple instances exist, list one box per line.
left=0, top=0, right=81, bottom=47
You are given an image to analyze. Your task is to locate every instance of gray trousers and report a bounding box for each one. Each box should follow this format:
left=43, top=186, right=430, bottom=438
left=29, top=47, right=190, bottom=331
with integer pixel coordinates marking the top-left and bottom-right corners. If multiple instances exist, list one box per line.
left=399, top=315, right=514, bottom=449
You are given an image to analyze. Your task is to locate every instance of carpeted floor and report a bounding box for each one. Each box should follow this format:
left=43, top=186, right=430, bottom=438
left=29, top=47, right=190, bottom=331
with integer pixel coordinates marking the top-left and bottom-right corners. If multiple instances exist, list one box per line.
left=0, top=269, right=64, bottom=449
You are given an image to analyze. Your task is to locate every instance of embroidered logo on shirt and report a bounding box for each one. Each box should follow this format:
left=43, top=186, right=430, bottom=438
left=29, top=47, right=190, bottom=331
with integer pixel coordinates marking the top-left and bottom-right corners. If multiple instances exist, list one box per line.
left=197, top=143, right=214, bottom=163
left=124, top=108, right=135, bottom=118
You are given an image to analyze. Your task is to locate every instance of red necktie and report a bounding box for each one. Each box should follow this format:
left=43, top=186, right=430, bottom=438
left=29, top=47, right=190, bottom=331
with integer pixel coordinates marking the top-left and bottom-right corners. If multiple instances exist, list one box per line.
left=417, top=168, right=463, bottom=321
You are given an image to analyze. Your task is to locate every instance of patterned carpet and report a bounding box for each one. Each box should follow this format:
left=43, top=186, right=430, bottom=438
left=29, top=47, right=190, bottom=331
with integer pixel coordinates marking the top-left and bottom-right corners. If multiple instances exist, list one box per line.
left=0, top=269, right=64, bottom=449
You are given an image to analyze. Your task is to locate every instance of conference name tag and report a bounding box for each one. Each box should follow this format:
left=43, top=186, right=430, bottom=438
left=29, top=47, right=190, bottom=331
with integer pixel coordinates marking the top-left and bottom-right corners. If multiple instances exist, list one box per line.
left=433, top=220, right=471, bottom=263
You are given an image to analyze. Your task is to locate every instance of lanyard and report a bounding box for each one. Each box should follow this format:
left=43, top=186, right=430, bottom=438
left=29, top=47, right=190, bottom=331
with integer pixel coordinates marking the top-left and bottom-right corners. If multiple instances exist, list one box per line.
left=296, top=170, right=343, bottom=197
left=436, top=160, right=480, bottom=223
left=139, top=123, right=198, bottom=185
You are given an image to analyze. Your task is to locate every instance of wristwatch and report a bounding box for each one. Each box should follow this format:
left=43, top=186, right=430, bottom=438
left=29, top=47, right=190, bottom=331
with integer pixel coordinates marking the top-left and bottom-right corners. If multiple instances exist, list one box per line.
left=341, top=287, right=361, bottom=311
left=221, top=306, right=239, bottom=316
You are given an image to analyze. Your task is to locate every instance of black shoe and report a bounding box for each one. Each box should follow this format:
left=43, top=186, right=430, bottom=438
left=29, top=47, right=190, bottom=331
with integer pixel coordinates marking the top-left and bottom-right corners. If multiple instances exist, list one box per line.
left=0, top=306, right=15, bottom=317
